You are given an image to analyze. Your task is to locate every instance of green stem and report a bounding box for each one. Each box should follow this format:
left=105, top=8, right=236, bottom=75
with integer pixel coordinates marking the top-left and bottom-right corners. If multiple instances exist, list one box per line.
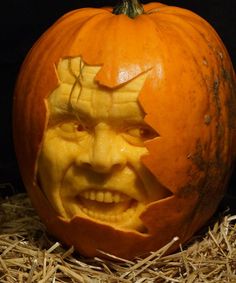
left=113, top=0, right=144, bottom=19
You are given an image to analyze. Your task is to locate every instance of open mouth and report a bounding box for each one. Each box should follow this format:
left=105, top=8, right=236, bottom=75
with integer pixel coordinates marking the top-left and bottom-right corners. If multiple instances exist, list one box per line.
left=77, top=189, right=139, bottom=223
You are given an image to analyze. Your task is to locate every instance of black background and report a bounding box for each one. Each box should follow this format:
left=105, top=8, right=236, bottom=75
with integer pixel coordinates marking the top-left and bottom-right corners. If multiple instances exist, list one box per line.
left=0, top=1, right=235, bottom=209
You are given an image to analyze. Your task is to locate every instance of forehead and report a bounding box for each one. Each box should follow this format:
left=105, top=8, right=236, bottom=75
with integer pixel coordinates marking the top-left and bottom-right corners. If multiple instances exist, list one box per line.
left=48, top=57, right=148, bottom=123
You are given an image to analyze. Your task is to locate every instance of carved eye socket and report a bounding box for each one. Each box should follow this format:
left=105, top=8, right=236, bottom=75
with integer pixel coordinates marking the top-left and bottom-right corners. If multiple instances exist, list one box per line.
left=60, top=122, right=79, bottom=133
left=122, top=125, right=158, bottom=146
left=126, top=126, right=158, bottom=139
left=59, top=121, right=88, bottom=132
left=76, top=124, right=85, bottom=132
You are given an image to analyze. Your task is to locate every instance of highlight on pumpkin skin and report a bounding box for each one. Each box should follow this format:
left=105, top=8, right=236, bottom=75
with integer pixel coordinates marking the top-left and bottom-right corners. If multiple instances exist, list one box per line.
left=37, top=57, right=172, bottom=233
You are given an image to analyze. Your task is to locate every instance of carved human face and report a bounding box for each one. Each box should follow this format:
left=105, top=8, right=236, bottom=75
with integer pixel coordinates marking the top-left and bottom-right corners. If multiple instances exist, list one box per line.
left=37, top=57, right=170, bottom=232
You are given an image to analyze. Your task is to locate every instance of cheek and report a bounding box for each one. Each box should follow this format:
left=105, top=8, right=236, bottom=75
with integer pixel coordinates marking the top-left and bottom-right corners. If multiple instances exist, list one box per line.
left=123, top=142, right=149, bottom=168
left=37, top=134, right=80, bottom=186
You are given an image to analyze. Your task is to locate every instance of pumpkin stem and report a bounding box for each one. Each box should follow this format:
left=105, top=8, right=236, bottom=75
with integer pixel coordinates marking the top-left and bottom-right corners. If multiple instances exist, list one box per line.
left=113, top=0, right=144, bottom=18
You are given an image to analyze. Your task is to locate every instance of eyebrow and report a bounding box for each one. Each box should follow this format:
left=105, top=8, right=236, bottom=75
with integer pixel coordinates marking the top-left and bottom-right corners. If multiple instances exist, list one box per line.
left=47, top=89, right=73, bottom=124
left=47, top=92, right=146, bottom=127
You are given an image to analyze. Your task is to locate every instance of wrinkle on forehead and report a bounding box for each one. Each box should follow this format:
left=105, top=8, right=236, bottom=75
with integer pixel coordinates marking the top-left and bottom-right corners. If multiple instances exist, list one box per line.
left=48, top=57, right=149, bottom=123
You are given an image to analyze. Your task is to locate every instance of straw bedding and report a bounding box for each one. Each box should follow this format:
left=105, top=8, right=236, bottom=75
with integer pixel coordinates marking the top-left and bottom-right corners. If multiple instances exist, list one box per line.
left=0, top=193, right=236, bottom=282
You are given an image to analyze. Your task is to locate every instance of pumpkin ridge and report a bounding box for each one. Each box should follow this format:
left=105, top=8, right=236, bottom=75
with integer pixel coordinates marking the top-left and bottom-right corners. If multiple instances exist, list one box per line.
left=181, top=17, right=235, bottom=166
left=143, top=2, right=167, bottom=14
left=151, top=8, right=233, bottom=163
left=83, top=13, right=164, bottom=87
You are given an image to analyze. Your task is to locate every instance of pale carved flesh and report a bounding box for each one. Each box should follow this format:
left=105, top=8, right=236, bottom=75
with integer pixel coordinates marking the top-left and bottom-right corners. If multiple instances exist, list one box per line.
left=37, top=57, right=171, bottom=232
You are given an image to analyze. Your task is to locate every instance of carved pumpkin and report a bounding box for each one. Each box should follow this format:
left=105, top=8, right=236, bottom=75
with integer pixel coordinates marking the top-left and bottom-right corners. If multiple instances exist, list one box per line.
left=13, top=0, right=236, bottom=259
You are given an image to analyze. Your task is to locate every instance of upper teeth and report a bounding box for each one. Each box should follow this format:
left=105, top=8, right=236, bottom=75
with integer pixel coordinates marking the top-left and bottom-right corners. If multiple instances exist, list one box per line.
left=79, top=190, right=130, bottom=203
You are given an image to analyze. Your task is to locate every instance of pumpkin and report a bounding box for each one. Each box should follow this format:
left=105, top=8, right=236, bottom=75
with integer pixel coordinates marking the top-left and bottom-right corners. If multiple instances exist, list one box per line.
left=13, top=0, right=236, bottom=259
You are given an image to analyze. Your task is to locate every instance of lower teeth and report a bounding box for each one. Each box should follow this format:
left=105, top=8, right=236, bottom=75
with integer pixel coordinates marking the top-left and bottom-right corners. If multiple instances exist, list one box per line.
left=80, top=206, right=136, bottom=222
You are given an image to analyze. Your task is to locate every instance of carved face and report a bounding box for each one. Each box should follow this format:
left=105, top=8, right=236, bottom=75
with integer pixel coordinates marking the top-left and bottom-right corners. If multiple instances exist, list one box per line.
left=37, top=57, right=171, bottom=232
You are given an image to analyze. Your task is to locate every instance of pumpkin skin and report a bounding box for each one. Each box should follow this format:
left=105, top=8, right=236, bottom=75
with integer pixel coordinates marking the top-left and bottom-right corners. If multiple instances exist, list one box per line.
left=13, top=2, right=236, bottom=259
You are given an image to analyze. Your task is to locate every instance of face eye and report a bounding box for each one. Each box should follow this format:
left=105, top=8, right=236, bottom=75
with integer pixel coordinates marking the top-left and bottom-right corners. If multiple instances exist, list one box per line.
left=126, top=126, right=158, bottom=139
left=57, top=121, right=88, bottom=141
left=76, top=123, right=86, bottom=132
left=59, top=121, right=86, bottom=134
left=122, top=125, right=158, bottom=146
left=60, top=122, right=79, bottom=133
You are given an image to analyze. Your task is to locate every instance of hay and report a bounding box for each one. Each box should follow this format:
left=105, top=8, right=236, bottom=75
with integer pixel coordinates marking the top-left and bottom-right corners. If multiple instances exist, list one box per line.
left=0, top=194, right=236, bottom=282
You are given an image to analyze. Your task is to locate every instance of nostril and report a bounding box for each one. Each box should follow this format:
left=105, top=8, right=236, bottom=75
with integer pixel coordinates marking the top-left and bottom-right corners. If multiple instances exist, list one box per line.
left=81, top=162, right=93, bottom=171
left=92, top=164, right=111, bottom=173
left=81, top=161, right=110, bottom=173
left=80, top=161, right=124, bottom=173
left=112, top=163, right=124, bottom=172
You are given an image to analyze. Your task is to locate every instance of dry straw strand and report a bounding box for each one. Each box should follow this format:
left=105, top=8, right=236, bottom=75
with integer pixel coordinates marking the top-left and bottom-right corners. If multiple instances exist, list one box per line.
left=0, top=193, right=236, bottom=283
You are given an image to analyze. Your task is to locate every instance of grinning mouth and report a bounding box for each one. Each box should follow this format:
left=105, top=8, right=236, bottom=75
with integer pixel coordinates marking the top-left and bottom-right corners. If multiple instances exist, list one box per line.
left=77, top=189, right=139, bottom=223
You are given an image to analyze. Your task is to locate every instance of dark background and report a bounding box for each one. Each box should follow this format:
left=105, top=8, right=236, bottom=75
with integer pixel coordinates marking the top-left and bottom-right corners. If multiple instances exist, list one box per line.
left=0, top=1, right=235, bottom=210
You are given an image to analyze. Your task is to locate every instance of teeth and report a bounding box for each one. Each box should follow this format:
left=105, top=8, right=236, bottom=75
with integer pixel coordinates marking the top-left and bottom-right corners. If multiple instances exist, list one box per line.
left=113, top=193, right=121, bottom=203
left=78, top=190, right=137, bottom=223
left=90, top=191, right=96, bottom=201
left=104, top=192, right=113, bottom=203
left=79, top=190, right=130, bottom=203
left=97, top=191, right=104, bottom=202
left=80, top=206, right=136, bottom=222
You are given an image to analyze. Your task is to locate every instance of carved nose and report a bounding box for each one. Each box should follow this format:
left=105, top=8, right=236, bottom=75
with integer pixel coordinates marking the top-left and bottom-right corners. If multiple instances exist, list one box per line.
left=81, top=123, right=126, bottom=173
left=85, top=161, right=123, bottom=173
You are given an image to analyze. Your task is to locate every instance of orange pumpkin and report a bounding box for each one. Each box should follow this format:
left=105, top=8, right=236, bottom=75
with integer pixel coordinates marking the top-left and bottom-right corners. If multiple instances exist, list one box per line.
left=13, top=0, right=236, bottom=259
